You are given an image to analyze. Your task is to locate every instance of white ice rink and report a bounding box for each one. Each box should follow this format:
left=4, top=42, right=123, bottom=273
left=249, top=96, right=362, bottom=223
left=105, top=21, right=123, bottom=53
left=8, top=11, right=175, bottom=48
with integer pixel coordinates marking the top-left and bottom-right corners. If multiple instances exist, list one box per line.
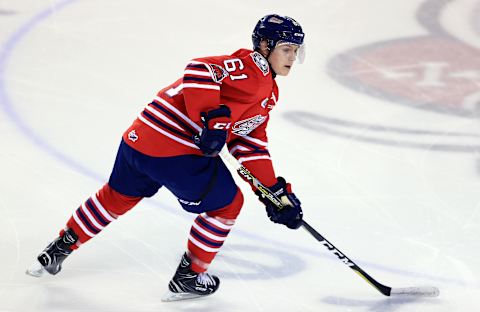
left=1, top=0, right=479, bottom=311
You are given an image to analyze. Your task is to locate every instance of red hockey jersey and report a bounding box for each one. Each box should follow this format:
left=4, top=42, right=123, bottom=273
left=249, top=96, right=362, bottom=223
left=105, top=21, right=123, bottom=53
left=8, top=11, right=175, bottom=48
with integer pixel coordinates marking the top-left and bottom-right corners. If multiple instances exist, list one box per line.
left=123, top=49, right=279, bottom=186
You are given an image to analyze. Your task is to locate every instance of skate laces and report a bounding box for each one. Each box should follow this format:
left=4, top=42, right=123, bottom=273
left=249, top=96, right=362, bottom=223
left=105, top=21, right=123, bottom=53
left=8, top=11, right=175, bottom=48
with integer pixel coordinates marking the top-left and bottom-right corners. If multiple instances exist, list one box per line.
left=197, top=273, right=216, bottom=286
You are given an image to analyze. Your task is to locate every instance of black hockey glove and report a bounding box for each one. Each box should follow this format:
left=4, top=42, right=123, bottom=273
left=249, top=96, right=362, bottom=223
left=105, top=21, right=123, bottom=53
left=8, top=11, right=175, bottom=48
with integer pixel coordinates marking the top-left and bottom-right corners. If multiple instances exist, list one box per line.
left=193, top=105, right=231, bottom=157
left=256, top=177, right=303, bottom=229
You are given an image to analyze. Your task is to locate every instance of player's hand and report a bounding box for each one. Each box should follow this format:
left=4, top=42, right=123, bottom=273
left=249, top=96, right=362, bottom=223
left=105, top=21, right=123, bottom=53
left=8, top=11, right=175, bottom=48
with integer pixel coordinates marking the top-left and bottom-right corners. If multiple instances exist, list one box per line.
left=193, top=105, right=231, bottom=157
left=255, top=177, right=303, bottom=229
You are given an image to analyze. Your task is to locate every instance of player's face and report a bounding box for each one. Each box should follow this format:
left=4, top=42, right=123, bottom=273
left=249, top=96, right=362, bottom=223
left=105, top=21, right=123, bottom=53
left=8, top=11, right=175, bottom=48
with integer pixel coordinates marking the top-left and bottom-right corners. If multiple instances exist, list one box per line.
left=268, top=44, right=299, bottom=76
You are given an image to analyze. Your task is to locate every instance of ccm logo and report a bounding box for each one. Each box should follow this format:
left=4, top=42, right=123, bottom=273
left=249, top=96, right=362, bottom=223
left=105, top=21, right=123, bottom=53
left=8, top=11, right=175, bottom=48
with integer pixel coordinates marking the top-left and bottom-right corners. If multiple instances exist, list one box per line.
left=212, top=122, right=231, bottom=129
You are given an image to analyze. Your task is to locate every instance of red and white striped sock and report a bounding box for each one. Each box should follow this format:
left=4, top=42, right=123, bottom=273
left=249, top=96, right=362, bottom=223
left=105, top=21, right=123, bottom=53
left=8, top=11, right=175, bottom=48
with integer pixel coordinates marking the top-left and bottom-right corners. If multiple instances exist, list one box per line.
left=63, top=184, right=142, bottom=249
left=66, top=192, right=117, bottom=248
left=187, top=213, right=235, bottom=272
left=186, top=188, right=243, bottom=272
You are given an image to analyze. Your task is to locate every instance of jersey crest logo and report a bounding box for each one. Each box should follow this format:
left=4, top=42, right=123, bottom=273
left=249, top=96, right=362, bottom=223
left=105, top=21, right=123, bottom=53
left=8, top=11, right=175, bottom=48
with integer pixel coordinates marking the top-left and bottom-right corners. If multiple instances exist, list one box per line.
left=232, top=114, right=267, bottom=136
left=128, top=130, right=138, bottom=142
left=207, top=64, right=229, bottom=83
left=251, top=52, right=269, bottom=76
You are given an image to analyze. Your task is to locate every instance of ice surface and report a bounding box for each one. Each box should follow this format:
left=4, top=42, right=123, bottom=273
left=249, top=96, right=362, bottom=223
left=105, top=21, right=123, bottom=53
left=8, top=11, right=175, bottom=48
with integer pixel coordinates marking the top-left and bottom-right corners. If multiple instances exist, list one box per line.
left=0, top=1, right=479, bottom=311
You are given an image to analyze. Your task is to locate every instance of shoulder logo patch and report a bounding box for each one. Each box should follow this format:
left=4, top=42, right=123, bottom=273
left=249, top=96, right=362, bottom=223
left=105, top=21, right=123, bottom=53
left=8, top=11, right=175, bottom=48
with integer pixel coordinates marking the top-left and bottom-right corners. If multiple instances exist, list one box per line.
left=251, top=51, right=269, bottom=76
left=207, top=64, right=229, bottom=83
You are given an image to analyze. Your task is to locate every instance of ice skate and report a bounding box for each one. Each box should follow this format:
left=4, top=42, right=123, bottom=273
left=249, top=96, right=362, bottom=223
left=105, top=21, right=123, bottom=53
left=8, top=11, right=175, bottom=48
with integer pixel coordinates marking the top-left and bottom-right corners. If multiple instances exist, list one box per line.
left=161, top=253, right=220, bottom=302
left=26, top=228, right=78, bottom=277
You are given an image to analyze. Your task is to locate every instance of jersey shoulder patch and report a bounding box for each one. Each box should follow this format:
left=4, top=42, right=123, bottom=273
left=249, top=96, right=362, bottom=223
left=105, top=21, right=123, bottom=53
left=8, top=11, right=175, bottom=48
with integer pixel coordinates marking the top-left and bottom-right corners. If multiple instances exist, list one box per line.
left=250, top=51, right=270, bottom=76
left=207, top=63, right=229, bottom=83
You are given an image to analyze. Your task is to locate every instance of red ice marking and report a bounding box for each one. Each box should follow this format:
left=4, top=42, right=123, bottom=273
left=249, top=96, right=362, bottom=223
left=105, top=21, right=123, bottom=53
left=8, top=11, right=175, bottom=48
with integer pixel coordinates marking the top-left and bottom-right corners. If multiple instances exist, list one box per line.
left=345, top=37, right=480, bottom=113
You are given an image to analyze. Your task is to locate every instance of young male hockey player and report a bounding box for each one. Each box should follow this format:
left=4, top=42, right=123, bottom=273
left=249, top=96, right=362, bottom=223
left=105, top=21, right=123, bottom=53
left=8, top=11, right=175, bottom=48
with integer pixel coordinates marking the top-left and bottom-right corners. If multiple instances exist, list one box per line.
left=27, top=14, right=305, bottom=301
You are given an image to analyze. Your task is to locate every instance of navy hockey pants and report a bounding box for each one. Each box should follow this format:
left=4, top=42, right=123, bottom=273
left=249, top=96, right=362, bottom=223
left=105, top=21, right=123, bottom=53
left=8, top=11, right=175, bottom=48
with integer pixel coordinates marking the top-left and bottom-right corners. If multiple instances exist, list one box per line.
left=108, top=140, right=238, bottom=213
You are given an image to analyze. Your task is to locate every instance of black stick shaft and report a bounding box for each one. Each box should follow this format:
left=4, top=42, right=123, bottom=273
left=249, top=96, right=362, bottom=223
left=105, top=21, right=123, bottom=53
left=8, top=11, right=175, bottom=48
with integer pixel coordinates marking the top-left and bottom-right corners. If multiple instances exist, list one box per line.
left=219, top=149, right=393, bottom=296
left=301, top=220, right=391, bottom=296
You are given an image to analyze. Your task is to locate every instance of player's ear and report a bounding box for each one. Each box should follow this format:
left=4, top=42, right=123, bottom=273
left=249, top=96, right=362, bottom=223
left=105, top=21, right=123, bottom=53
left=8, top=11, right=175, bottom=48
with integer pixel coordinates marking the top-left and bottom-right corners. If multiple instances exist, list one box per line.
left=259, top=40, right=269, bottom=57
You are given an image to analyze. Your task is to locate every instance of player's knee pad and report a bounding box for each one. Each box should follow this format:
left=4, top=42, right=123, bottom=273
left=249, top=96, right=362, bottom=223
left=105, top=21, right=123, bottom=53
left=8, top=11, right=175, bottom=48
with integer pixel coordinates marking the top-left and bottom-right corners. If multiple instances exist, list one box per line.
left=97, top=183, right=142, bottom=216
left=207, top=187, right=244, bottom=221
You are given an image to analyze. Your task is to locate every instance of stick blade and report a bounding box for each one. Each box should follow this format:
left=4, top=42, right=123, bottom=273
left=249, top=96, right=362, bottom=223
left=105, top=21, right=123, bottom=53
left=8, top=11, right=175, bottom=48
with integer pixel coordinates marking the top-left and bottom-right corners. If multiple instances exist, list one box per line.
left=390, top=286, right=439, bottom=297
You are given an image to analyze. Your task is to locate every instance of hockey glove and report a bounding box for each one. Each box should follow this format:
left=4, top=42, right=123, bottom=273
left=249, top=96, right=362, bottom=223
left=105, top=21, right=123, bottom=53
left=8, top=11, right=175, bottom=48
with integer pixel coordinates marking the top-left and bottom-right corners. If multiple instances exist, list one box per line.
left=193, top=105, right=231, bottom=157
left=256, top=176, right=303, bottom=229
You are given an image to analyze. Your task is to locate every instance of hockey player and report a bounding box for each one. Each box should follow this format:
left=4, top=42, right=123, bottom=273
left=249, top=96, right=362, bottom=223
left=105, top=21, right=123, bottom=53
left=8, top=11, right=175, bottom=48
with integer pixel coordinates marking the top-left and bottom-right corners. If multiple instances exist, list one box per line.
left=27, top=14, right=305, bottom=301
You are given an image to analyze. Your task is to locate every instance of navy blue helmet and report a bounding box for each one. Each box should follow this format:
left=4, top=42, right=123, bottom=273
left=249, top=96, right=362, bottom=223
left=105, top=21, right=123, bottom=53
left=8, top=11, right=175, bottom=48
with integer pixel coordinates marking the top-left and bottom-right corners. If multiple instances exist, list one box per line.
left=252, top=14, right=305, bottom=51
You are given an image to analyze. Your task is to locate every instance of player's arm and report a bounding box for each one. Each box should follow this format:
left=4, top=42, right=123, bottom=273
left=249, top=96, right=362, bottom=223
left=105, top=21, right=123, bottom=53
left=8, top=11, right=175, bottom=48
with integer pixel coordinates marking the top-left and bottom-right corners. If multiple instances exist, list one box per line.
left=227, top=80, right=279, bottom=186
left=227, top=115, right=276, bottom=186
left=181, top=60, right=231, bottom=156
left=228, top=117, right=303, bottom=229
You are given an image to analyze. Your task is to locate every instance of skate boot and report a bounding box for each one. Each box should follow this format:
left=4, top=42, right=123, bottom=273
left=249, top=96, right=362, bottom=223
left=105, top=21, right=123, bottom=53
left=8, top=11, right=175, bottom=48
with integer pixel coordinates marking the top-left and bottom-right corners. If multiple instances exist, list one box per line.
left=26, top=228, right=78, bottom=277
left=161, top=253, right=220, bottom=302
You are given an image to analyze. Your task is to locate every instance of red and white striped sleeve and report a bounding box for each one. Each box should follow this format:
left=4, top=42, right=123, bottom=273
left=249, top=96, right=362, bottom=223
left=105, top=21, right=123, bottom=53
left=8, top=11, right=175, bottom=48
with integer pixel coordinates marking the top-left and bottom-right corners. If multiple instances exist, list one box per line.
left=181, top=60, right=229, bottom=123
left=227, top=115, right=277, bottom=187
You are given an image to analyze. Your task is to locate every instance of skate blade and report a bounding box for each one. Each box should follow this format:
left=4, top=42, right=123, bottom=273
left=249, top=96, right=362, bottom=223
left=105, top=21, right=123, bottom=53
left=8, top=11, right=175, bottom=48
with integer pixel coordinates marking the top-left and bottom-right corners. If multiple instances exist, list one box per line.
left=25, top=260, right=46, bottom=277
left=161, top=290, right=208, bottom=302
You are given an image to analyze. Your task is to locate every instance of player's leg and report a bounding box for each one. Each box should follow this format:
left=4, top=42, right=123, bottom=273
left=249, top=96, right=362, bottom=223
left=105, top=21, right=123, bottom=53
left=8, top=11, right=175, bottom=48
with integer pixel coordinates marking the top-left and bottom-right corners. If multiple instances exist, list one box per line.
left=27, top=184, right=142, bottom=277
left=159, top=156, right=243, bottom=300
left=163, top=189, right=243, bottom=300
left=186, top=188, right=243, bottom=274
left=27, top=140, right=160, bottom=277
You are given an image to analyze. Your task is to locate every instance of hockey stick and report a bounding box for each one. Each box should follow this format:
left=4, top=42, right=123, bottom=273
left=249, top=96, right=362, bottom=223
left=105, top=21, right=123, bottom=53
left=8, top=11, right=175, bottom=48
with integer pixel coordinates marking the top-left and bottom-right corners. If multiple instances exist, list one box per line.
left=219, top=148, right=439, bottom=297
